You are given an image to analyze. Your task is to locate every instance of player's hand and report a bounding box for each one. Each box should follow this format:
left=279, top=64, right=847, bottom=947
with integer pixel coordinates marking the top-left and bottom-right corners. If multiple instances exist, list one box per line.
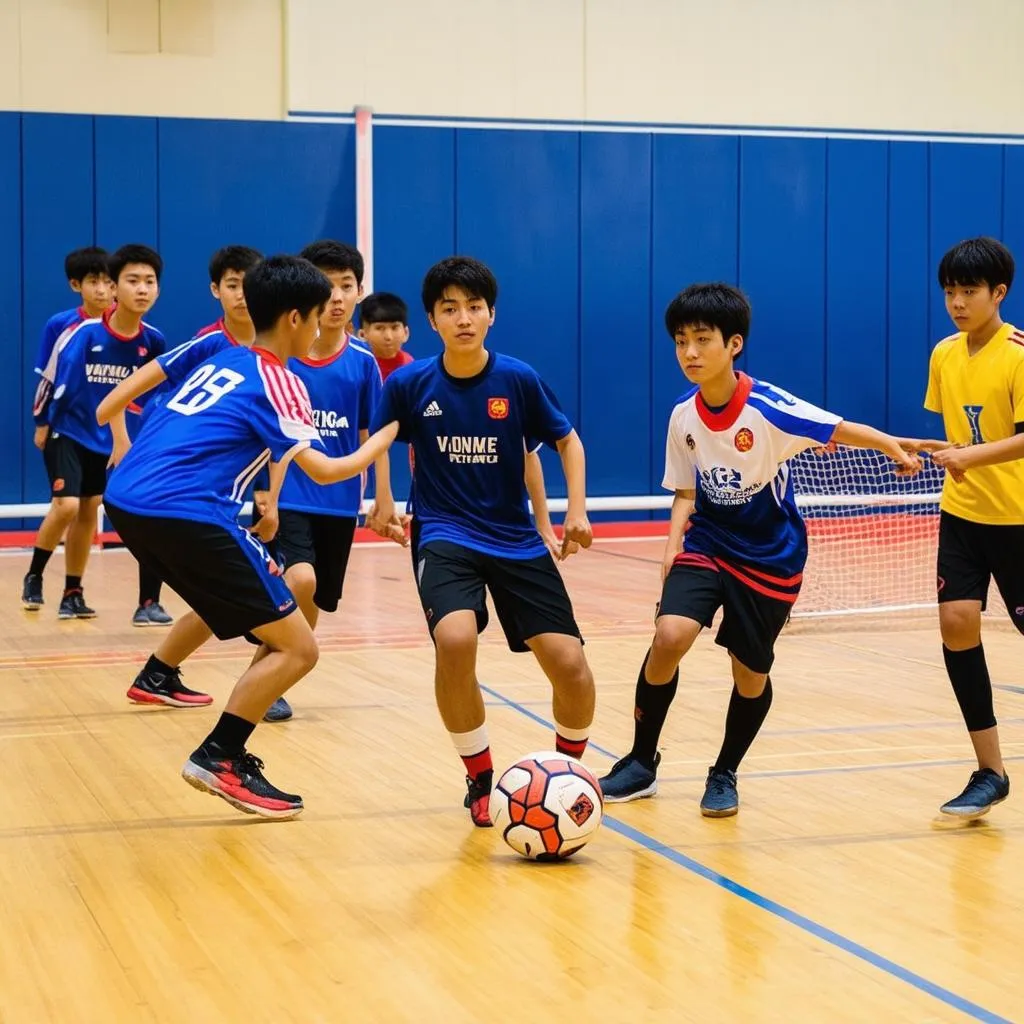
left=366, top=502, right=408, bottom=547
left=33, top=425, right=48, bottom=451
left=890, top=446, right=922, bottom=476
left=253, top=490, right=271, bottom=518
left=899, top=438, right=951, bottom=455
left=250, top=506, right=279, bottom=542
left=561, top=514, right=592, bottom=557
left=662, top=552, right=677, bottom=582
left=107, top=436, right=131, bottom=468
left=931, top=445, right=968, bottom=482
left=811, top=440, right=838, bottom=456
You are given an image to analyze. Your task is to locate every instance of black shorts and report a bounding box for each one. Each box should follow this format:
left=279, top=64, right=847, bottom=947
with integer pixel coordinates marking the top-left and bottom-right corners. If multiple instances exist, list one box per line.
left=271, top=510, right=357, bottom=613
left=938, top=511, right=1024, bottom=623
left=44, top=433, right=107, bottom=498
left=658, top=562, right=794, bottom=674
left=106, top=503, right=297, bottom=641
left=416, top=540, right=582, bottom=653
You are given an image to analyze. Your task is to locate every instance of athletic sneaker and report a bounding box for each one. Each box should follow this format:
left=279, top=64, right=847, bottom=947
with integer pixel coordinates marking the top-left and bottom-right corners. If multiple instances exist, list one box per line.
left=599, top=753, right=660, bottom=803
left=58, top=590, right=96, bottom=620
left=21, top=573, right=44, bottom=610
left=701, top=767, right=739, bottom=817
left=464, top=770, right=493, bottom=827
left=181, top=747, right=303, bottom=818
left=127, top=664, right=213, bottom=708
left=263, top=697, right=293, bottom=722
left=940, top=769, right=1010, bottom=819
left=132, top=601, right=174, bottom=627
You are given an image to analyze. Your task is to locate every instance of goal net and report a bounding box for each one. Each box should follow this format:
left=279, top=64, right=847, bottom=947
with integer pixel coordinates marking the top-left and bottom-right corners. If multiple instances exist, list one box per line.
left=790, top=445, right=1005, bottom=620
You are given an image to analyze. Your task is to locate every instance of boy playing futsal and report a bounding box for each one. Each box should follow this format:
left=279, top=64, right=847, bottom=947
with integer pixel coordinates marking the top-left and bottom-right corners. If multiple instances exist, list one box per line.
left=100, top=255, right=397, bottom=817
left=599, top=283, right=919, bottom=816
left=917, top=238, right=1024, bottom=818
left=368, top=256, right=596, bottom=828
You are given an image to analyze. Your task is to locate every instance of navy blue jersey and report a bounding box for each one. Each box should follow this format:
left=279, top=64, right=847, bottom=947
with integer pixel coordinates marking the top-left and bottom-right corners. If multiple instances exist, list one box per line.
left=371, top=351, right=572, bottom=559
left=34, top=306, right=87, bottom=376
left=34, top=309, right=166, bottom=454
left=106, top=347, right=323, bottom=528
left=280, top=338, right=382, bottom=517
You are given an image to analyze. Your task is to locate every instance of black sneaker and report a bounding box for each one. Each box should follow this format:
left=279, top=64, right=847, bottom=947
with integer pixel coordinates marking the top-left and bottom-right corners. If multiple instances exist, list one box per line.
left=599, top=753, right=660, bottom=803
left=701, top=767, right=739, bottom=817
left=940, top=769, right=1010, bottom=819
left=21, top=573, right=43, bottom=610
left=181, top=747, right=303, bottom=818
left=127, top=665, right=213, bottom=708
left=58, top=590, right=96, bottom=620
left=464, top=770, right=494, bottom=827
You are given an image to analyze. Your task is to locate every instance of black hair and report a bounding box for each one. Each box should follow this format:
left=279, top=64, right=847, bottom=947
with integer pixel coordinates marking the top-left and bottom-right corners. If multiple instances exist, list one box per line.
left=421, top=256, right=498, bottom=313
left=209, top=245, right=263, bottom=285
left=938, top=237, right=1015, bottom=293
left=64, top=247, right=109, bottom=282
left=298, top=239, right=364, bottom=285
left=361, top=291, right=409, bottom=326
left=109, top=244, right=163, bottom=284
left=664, top=283, right=751, bottom=344
left=243, top=255, right=332, bottom=333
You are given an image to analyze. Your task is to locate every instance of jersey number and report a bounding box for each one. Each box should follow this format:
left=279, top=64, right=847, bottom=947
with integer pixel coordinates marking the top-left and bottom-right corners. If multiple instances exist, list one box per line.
left=167, top=365, right=245, bottom=416
left=962, top=404, right=984, bottom=445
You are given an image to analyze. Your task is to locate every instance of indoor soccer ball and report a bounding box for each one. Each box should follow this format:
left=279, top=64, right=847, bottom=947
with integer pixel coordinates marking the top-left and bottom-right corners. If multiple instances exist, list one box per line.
left=491, top=751, right=603, bottom=861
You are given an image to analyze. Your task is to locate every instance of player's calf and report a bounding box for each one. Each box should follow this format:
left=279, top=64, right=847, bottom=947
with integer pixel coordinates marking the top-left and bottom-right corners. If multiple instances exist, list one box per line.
left=528, top=632, right=595, bottom=760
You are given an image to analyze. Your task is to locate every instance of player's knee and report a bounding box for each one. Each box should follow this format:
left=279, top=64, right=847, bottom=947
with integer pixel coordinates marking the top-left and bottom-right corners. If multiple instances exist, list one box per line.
left=292, top=631, right=319, bottom=675
left=51, top=496, right=80, bottom=522
left=434, top=622, right=478, bottom=672
left=652, top=619, right=695, bottom=662
left=939, top=603, right=981, bottom=649
left=287, top=563, right=316, bottom=601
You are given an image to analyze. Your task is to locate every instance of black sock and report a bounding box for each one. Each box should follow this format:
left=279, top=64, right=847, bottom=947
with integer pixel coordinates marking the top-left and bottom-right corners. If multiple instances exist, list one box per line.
left=144, top=653, right=176, bottom=676
left=64, top=575, right=82, bottom=595
left=631, top=649, right=679, bottom=768
left=714, top=677, right=774, bottom=773
left=29, top=547, right=53, bottom=577
left=138, top=565, right=162, bottom=606
left=943, top=644, right=996, bottom=732
left=200, top=713, right=257, bottom=758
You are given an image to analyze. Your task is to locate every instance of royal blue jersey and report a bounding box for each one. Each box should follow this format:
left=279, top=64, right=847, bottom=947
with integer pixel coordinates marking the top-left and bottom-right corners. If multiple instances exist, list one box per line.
left=34, top=309, right=166, bottom=454
left=34, top=306, right=87, bottom=375
left=663, top=373, right=841, bottom=600
left=371, top=351, right=573, bottom=559
left=106, top=347, right=323, bottom=528
left=279, top=338, right=382, bottom=517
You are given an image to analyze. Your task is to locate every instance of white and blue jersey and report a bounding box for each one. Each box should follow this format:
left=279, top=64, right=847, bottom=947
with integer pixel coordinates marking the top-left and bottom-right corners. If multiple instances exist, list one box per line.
left=664, top=372, right=841, bottom=600
left=280, top=338, right=382, bottom=517
left=106, top=347, right=323, bottom=529
left=34, top=308, right=166, bottom=455
left=371, top=351, right=573, bottom=559
left=34, top=305, right=87, bottom=375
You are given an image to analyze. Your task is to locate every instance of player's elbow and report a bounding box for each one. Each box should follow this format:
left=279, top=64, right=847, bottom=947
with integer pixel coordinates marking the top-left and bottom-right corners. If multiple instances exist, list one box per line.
left=555, top=430, right=582, bottom=455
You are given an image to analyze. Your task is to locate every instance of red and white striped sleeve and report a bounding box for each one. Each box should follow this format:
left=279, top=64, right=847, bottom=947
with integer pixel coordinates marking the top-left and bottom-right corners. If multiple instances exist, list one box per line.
left=255, top=357, right=321, bottom=452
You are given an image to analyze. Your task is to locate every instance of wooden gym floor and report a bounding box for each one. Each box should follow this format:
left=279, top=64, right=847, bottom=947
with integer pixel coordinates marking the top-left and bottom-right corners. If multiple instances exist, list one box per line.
left=0, top=539, right=1020, bottom=1023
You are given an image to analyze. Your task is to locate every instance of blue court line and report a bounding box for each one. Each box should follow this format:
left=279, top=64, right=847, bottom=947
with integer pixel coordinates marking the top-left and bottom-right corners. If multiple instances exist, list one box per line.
left=481, top=684, right=1012, bottom=1024
left=994, top=685, right=1024, bottom=696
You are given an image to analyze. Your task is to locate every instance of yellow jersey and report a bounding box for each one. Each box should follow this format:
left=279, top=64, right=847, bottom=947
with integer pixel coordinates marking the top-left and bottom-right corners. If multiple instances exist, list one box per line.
left=924, top=322, right=1024, bottom=524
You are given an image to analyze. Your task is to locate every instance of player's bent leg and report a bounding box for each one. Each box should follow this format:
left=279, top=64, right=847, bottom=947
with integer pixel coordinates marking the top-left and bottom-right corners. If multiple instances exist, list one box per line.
left=55, top=495, right=101, bottom=620
left=526, top=632, right=595, bottom=759
left=129, top=610, right=215, bottom=708
left=261, top=562, right=318, bottom=723
left=23, top=497, right=79, bottom=609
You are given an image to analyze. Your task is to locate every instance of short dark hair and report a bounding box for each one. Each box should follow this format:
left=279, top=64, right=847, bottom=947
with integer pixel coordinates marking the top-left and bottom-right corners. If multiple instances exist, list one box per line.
left=298, top=240, right=364, bottom=285
left=361, top=291, right=408, bottom=326
left=64, top=247, right=109, bottom=282
left=938, top=237, right=1015, bottom=293
left=109, top=244, right=163, bottom=284
left=243, top=255, right=332, bottom=333
left=422, top=257, right=498, bottom=313
left=209, top=245, right=263, bottom=285
left=664, top=283, right=751, bottom=344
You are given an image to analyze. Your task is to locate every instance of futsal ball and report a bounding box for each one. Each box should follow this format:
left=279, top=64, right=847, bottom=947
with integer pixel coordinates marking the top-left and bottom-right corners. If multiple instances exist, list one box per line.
left=491, top=751, right=603, bottom=861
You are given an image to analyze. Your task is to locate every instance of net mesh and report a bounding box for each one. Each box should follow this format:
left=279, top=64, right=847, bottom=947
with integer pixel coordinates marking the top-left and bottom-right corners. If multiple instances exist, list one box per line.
left=790, top=444, right=1006, bottom=620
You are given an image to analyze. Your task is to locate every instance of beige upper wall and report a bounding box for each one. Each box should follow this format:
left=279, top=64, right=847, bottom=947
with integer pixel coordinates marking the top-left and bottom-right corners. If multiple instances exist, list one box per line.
left=0, top=0, right=284, bottom=120
left=287, top=0, right=1024, bottom=134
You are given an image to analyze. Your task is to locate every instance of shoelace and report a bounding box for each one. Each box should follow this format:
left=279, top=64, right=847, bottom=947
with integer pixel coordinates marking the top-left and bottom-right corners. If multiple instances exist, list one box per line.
left=238, top=752, right=267, bottom=778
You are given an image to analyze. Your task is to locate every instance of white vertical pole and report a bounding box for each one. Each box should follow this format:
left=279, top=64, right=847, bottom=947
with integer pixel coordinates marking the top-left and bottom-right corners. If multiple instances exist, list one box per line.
left=354, top=105, right=374, bottom=295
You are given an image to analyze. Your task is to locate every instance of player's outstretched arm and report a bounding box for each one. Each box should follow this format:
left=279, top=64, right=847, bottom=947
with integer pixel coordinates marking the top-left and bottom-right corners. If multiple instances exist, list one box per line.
left=295, top=421, right=399, bottom=486
left=555, top=430, right=592, bottom=555
left=96, top=360, right=167, bottom=426
left=932, top=432, right=1024, bottom=478
left=663, top=489, right=696, bottom=581
left=363, top=440, right=407, bottom=547
left=830, top=421, right=921, bottom=475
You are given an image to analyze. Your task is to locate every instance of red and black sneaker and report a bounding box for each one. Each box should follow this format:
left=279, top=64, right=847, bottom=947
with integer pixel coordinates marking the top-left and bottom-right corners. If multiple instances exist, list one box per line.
left=181, top=747, right=303, bottom=819
left=127, top=665, right=213, bottom=707
left=464, top=770, right=494, bottom=828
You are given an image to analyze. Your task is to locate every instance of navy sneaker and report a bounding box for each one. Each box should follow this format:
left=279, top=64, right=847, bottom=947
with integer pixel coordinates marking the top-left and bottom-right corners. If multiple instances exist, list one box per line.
left=263, top=696, right=293, bottom=722
left=132, top=601, right=174, bottom=627
left=58, top=590, right=96, bottom=620
left=182, top=747, right=303, bottom=819
left=599, top=753, right=660, bottom=803
left=940, top=769, right=1009, bottom=819
left=700, top=767, right=739, bottom=817
left=21, top=573, right=43, bottom=610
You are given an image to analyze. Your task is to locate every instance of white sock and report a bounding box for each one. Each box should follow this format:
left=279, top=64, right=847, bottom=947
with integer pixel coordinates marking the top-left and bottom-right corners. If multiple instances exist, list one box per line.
left=450, top=723, right=490, bottom=757
left=554, top=722, right=590, bottom=741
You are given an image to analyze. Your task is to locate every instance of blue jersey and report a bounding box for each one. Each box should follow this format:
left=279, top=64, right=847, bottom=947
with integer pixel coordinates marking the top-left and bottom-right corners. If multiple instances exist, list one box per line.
left=34, top=306, right=87, bottom=375
left=371, top=351, right=572, bottom=559
left=106, top=347, right=323, bottom=528
left=34, top=309, right=166, bottom=454
left=663, top=373, right=841, bottom=600
left=280, top=339, right=382, bottom=517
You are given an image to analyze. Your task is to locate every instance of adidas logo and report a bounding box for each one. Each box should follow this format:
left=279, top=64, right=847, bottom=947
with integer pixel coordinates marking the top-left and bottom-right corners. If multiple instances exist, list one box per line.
left=423, top=401, right=443, bottom=417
